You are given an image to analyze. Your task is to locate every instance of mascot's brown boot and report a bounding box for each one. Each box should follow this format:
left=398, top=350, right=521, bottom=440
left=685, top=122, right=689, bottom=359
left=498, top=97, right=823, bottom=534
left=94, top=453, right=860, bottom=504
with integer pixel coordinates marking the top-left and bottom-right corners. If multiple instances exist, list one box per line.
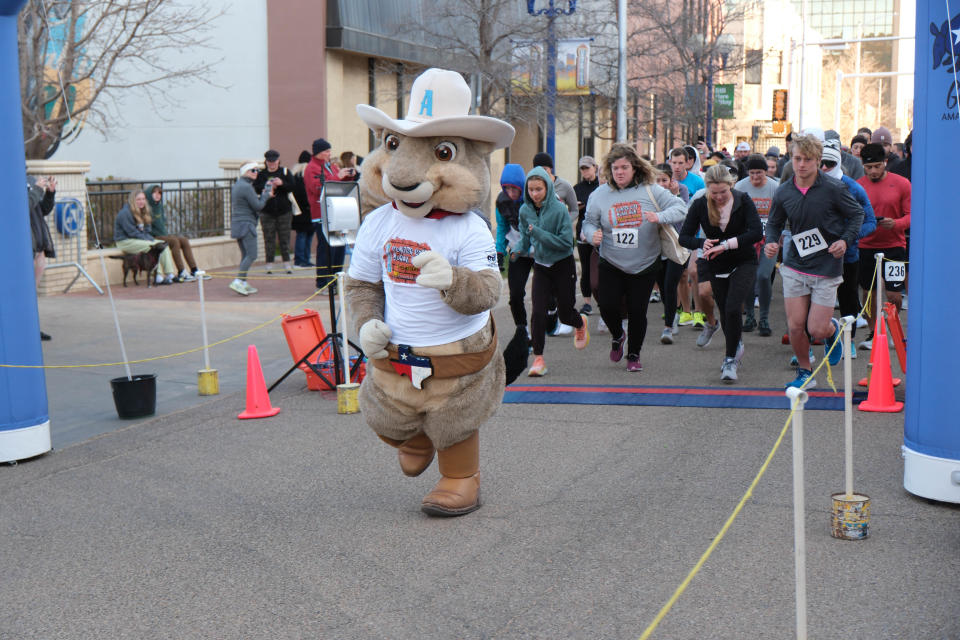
left=421, top=431, right=480, bottom=517
left=378, top=433, right=435, bottom=477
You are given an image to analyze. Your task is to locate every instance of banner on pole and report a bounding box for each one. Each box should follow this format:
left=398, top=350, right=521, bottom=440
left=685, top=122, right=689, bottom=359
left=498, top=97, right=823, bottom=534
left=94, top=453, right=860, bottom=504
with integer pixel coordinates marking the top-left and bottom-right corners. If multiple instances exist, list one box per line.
left=714, top=84, right=735, bottom=119
left=511, top=38, right=589, bottom=94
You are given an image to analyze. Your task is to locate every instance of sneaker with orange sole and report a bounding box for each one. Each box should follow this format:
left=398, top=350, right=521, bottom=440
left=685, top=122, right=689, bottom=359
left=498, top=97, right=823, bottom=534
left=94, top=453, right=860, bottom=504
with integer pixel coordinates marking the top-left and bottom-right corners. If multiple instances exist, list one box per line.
left=528, top=355, right=547, bottom=377
left=573, top=314, right=590, bottom=349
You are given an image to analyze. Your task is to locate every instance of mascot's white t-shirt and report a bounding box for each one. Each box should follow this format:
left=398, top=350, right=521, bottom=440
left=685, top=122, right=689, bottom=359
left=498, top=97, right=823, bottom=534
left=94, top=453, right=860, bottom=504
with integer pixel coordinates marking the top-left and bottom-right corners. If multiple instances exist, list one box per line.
left=348, top=204, right=498, bottom=347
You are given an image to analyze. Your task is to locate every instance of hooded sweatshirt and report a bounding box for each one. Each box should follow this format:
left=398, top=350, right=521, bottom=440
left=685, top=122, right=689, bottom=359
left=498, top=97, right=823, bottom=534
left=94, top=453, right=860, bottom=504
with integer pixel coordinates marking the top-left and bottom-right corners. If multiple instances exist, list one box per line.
left=514, top=167, right=575, bottom=267
left=146, top=185, right=168, bottom=236
left=581, top=177, right=687, bottom=274
left=495, top=163, right=525, bottom=254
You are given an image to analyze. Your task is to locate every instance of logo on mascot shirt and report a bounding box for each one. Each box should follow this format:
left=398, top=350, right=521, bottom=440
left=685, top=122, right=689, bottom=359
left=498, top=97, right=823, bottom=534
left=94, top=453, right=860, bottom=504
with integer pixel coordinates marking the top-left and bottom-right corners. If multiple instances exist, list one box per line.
left=383, top=237, right=431, bottom=283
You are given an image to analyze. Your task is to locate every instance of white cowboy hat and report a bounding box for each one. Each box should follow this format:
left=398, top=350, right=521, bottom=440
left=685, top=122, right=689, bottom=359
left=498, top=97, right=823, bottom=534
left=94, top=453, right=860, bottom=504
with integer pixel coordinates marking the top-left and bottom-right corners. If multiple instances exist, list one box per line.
left=356, top=68, right=515, bottom=149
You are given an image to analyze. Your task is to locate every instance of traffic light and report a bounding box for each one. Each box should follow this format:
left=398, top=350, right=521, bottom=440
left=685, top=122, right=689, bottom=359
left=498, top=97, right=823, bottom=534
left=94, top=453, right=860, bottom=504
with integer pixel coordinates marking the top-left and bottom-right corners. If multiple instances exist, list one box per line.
left=772, top=89, right=788, bottom=121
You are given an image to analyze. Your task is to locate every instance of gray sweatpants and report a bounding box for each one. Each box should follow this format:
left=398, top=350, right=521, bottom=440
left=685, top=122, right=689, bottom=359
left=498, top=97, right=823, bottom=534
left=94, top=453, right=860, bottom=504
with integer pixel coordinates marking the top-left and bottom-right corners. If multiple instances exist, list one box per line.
left=236, top=232, right=258, bottom=279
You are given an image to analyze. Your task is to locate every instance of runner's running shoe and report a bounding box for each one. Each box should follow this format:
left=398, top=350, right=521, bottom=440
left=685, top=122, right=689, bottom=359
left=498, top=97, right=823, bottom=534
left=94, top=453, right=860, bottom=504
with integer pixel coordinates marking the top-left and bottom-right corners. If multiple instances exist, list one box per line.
left=660, top=328, right=674, bottom=344
left=786, top=368, right=817, bottom=389
left=528, top=356, right=547, bottom=377
left=677, top=311, right=694, bottom=326
left=720, top=357, right=738, bottom=383
left=789, top=348, right=815, bottom=367
left=696, top=321, right=720, bottom=347
left=626, top=354, right=642, bottom=372
left=825, top=317, right=843, bottom=365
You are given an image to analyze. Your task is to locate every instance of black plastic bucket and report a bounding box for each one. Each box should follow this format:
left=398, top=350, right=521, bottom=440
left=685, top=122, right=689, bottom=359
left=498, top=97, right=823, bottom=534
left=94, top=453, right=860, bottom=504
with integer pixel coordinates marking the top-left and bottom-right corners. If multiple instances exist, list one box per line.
left=110, top=374, right=157, bottom=419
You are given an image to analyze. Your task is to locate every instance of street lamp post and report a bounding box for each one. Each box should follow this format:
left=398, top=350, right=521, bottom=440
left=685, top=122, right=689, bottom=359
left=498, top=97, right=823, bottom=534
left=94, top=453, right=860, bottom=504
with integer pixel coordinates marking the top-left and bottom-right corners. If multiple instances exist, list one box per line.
left=704, top=33, right=736, bottom=148
left=527, top=0, right=576, bottom=160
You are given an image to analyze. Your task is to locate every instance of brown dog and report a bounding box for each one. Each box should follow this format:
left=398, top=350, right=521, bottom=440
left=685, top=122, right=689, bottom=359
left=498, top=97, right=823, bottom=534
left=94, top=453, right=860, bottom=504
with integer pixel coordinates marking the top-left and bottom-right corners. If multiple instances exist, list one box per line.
left=109, top=242, right=167, bottom=287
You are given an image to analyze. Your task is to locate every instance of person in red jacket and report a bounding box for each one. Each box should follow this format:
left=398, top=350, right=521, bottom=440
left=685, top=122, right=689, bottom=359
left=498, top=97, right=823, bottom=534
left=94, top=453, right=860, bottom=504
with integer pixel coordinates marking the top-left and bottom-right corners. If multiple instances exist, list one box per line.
left=304, top=137, right=344, bottom=293
left=856, top=142, right=911, bottom=350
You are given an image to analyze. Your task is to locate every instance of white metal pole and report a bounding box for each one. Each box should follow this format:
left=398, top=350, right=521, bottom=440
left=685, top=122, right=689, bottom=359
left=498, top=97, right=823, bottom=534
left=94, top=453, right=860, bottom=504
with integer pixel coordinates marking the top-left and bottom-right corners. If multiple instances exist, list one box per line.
left=197, top=271, right=211, bottom=371
left=786, top=386, right=809, bottom=640
left=97, top=251, right=132, bottom=381
left=798, top=0, right=807, bottom=131
left=338, top=271, right=350, bottom=384
left=841, top=315, right=856, bottom=497
left=616, top=0, right=627, bottom=142
left=875, top=251, right=885, bottom=328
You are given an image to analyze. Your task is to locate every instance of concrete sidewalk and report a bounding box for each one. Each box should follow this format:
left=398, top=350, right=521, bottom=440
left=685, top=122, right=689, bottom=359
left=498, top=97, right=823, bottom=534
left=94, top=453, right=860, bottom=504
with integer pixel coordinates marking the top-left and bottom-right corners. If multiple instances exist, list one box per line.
left=2, top=270, right=957, bottom=639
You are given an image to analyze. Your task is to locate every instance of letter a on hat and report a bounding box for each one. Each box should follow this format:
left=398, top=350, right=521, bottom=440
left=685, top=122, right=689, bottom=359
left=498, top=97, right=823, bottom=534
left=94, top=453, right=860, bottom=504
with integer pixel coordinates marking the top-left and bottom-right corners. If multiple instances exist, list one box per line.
left=419, top=90, right=434, bottom=117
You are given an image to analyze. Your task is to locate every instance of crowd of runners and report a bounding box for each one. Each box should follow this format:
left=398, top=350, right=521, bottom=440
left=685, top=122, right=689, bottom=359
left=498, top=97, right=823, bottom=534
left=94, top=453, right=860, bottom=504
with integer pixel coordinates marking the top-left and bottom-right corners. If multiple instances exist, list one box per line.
left=495, top=125, right=911, bottom=388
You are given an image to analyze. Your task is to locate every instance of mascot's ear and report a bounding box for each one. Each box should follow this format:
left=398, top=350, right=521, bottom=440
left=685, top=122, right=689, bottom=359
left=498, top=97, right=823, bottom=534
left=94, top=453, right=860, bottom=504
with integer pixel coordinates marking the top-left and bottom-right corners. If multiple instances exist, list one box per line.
left=471, top=140, right=495, bottom=157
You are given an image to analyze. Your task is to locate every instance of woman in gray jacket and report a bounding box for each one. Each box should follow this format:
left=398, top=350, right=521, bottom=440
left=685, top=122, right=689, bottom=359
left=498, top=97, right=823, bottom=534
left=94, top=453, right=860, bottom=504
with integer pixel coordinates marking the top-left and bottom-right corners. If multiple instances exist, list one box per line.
left=230, top=162, right=276, bottom=296
left=582, top=144, right=686, bottom=372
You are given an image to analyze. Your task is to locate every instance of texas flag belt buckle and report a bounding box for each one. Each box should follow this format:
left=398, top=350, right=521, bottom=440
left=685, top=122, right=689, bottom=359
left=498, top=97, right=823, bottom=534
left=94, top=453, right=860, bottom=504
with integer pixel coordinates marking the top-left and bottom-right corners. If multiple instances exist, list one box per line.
left=390, top=345, right=434, bottom=389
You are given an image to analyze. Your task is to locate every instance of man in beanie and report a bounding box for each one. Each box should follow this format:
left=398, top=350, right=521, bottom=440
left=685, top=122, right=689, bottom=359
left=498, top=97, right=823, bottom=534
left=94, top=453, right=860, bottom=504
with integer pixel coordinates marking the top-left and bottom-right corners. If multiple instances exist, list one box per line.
left=850, top=134, right=869, bottom=158
left=821, top=140, right=876, bottom=353
left=825, top=129, right=864, bottom=180
left=253, top=149, right=295, bottom=274
left=733, top=141, right=751, bottom=179
left=735, top=154, right=780, bottom=336
left=856, top=141, right=911, bottom=350
left=574, top=155, right=600, bottom=315
left=305, top=137, right=345, bottom=293
left=870, top=126, right=903, bottom=174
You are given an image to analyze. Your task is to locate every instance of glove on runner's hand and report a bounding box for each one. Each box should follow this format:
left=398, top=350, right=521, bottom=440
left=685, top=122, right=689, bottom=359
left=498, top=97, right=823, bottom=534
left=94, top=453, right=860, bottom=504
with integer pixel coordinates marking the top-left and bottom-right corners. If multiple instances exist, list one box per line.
left=412, top=251, right=453, bottom=290
left=359, top=319, right=392, bottom=360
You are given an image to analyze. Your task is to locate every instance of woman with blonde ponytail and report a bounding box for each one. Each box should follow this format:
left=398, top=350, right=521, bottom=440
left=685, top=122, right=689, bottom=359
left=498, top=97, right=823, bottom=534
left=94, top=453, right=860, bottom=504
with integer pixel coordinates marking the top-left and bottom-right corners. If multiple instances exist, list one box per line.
left=678, top=164, right=763, bottom=382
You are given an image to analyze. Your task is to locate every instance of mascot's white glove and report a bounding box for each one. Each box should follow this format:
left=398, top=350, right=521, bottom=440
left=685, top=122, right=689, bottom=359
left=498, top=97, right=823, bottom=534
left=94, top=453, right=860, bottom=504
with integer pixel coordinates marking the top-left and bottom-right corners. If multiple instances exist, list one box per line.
left=413, top=250, right=453, bottom=290
left=359, top=319, right=392, bottom=360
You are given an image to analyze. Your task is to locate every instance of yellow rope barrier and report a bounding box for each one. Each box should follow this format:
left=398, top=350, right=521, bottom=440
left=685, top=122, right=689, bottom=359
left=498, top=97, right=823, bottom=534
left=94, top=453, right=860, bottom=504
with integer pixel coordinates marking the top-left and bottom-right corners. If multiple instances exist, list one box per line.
left=638, top=258, right=884, bottom=639
left=0, top=282, right=333, bottom=369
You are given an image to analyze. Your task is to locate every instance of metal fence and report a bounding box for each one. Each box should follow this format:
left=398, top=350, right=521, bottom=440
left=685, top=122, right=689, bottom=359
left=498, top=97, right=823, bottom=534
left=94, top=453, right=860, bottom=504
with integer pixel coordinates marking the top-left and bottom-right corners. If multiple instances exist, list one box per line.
left=85, top=178, right=234, bottom=248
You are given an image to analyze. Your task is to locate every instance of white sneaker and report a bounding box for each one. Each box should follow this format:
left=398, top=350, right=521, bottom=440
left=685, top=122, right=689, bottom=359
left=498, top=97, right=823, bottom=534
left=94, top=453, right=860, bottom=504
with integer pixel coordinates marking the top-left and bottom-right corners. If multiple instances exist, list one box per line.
left=179, top=269, right=196, bottom=282
left=284, top=262, right=293, bottom=274
left=229, top=279, right=249, bottom=296
left=596, top=317, right=608, bottom=334
left=856, top=316, right=868, bottom=329
left=155, top=273, right=164, bottom=284
left=243, top=281, right=258, bottom=295
left=552, top=323, right=573, bottom=336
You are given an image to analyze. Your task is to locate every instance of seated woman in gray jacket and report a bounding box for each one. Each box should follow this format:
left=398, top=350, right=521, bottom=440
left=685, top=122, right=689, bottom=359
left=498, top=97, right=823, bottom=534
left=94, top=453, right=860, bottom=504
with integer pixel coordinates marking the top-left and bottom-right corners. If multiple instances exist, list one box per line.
left=229, top=162, right=276, bottom=296
left=114, top=190, right=178, bottom=285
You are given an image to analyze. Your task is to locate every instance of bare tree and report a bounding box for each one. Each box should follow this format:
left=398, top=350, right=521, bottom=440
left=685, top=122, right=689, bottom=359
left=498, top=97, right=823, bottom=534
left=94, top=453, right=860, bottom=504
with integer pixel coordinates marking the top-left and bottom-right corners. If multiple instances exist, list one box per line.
left=18, top=0, right=223, bottom=159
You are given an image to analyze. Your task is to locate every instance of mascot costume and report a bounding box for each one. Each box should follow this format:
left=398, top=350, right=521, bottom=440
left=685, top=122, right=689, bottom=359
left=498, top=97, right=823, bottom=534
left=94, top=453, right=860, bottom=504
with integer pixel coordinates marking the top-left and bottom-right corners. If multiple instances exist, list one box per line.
left=344, top=68, right=514, bottom=517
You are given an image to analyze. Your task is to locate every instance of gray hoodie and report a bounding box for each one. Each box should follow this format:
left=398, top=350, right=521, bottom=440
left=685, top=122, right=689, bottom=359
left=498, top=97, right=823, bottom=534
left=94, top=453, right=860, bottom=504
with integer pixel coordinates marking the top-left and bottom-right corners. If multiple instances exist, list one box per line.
left=582, top=182, right=686, bottom=274
left=230, top=176, right=273, bottom=239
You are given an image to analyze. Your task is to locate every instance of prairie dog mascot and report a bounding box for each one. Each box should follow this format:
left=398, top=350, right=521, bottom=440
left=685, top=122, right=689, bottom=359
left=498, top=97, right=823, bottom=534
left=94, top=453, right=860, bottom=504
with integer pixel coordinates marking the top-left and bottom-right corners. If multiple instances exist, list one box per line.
left=344, top=68, right=514, bottom=516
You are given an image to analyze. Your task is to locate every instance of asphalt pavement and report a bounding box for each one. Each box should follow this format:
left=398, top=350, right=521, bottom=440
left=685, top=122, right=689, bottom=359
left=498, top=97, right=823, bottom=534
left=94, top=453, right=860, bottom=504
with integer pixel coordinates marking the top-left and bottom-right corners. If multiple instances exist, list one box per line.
left=2, top=264, right=957, bottom=639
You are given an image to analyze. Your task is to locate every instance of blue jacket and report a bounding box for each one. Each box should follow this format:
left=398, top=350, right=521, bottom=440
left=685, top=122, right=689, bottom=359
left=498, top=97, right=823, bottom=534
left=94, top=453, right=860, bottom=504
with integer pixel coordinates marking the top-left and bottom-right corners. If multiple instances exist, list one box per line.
left=840, top=174, right=877, bottom=264
left=495, top=163, right=525, bottom=254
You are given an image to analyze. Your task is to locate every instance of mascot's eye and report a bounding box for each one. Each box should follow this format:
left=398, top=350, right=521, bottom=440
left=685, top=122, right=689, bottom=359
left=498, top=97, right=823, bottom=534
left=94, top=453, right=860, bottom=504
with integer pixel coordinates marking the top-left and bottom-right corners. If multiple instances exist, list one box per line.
left=385, top=134, right=400, bottom=151
left=434, top=141, right=457, bottom=162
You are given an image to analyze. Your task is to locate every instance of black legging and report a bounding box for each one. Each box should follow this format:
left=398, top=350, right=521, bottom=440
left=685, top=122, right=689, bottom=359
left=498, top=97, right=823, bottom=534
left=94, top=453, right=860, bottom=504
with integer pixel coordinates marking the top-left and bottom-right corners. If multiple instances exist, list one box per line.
left=577, top=242, right=595, bottom=299
left=655, top=257, right=688, bottom=328
left=508, top=255, right=535, bottom=328
left=530, top=256, right=583, bottom=355
left=837, top=260, right=860, bottom=338
left=709, top=263, right=757, bottom=358
left=597, top=258, right=659, bottom=356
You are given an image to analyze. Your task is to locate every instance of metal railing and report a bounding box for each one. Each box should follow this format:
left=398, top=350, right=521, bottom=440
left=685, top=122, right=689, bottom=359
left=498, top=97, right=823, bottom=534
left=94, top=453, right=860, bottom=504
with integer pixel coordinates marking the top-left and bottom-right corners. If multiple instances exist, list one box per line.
left=85, top=178, right=234, bottom=248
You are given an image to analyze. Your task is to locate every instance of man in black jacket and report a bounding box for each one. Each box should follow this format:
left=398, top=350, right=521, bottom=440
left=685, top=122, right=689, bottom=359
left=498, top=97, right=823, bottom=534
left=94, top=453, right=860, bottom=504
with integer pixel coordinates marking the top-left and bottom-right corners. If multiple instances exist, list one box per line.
left=253, top=149, right=294, bottom=273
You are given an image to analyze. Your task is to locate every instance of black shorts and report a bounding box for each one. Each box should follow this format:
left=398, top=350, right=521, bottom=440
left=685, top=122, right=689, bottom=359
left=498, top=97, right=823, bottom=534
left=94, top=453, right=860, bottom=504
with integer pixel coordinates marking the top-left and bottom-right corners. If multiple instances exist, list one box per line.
left=696, top=257, right=711, bottom=282
left=858, top=247, right=907, bottom=292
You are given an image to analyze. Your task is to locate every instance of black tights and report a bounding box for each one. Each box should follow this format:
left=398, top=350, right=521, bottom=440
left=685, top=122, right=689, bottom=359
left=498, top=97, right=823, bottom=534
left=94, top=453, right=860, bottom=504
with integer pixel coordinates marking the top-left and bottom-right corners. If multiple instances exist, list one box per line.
left=709, top=263, right=757, bottom=358
left=597, top=259, right=659, bottom=356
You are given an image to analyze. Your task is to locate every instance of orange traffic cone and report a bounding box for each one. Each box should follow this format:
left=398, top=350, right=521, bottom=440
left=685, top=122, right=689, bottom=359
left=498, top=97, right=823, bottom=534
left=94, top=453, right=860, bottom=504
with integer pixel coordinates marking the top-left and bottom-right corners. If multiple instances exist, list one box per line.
left=238, top=344, right=281, bottom=419
left=858, top=316, right=903, bottom=387
left=859, top=318, right=903, bottom=413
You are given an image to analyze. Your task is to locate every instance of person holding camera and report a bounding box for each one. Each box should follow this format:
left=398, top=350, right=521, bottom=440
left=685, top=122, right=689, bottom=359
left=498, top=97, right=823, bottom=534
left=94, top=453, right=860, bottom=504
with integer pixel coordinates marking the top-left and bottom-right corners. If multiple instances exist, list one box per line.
left=28, top=175, right=56, bottom=340
left=230, top=162, right=277, bottom=296
left=253, top=149, right=295, bottom=274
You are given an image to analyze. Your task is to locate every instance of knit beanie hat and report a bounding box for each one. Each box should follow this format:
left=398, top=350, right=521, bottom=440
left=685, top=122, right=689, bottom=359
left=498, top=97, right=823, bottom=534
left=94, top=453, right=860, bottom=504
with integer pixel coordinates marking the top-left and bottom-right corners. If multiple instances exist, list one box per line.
left=532, top=152, right=554, bottom=169
left=746, top=154, right=768, bottom=172
left=860, top=143, right=886, bottom=164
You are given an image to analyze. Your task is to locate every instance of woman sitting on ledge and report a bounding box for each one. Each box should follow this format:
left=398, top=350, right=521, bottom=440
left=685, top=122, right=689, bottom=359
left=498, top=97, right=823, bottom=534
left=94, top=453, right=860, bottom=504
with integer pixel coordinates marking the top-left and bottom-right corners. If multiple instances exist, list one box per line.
left=147, top=184, right=209, bottom=281
left=114, top=190, right=178, bottom=285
